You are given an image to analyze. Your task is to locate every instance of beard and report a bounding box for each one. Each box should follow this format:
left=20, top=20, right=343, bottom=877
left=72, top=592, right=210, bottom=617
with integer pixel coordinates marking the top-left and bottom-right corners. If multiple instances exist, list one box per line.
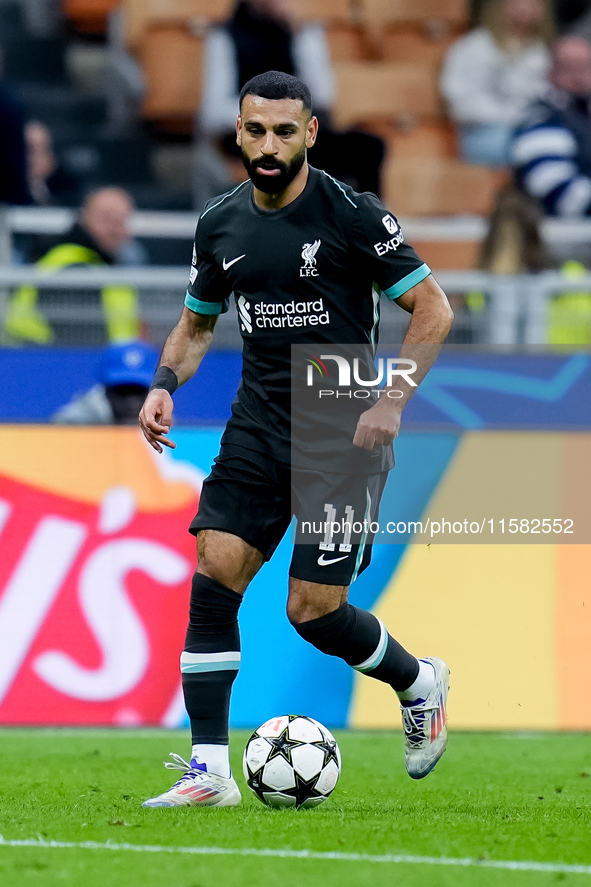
left=242, top=143, right=306, bottom=194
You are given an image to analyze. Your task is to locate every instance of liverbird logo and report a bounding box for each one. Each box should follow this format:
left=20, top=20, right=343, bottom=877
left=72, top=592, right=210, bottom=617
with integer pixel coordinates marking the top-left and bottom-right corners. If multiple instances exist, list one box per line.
left=300, top=239, right=321, bottom=277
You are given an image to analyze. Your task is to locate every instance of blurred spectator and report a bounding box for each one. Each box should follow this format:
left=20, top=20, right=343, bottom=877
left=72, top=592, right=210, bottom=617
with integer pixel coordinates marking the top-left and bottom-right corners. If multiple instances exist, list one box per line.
left=564, top=1, right=591, bottom=45
left=441, top=0, right=554, bottom=166
left=512, top=36, right=591, bottom=215
left=194, top=0, right=333, bottom=208
left=558, top=0, right=591, bottom=31
left=446, top=185, right=550, bottom=343
left=472, top=0, right=590, bottom=29
left=0, top=48, right=30, bottom=205
left=52, top=340, right=159, bottom=425
left=476, top=185, right=591, bottom=344
left=4, top=187, right=142, bottom=346
left=480, top=185, right=551, bottom=272
left=199, top=0, right=334, bottom=136
left=106, top=8, right=146, bottom=136
left=548, top=259, right=591, bottom=343
left=22, top=0, right=61, bottom=38
left=25, top=121, right=79, bottom=206
left=193, top=0, right=384, bottom=209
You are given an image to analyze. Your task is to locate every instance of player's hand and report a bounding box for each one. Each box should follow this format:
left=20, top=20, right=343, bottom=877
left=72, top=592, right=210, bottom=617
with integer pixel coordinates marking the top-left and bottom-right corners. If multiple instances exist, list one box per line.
left=353, top=400, right=402, bottom=450
left=139, top=389, right=176, bottom=453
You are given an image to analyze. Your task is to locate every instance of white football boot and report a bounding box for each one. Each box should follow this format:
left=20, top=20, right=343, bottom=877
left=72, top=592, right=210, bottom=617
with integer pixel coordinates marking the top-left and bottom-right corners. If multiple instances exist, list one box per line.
left=400, top=657, right=450, bottom=779
left=142, top=754, right=241, bottom=808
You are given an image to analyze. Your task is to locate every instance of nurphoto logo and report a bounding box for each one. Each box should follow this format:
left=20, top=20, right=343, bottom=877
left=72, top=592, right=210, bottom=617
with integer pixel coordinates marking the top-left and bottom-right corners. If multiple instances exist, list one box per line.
left=305, top=354, right=417, bottom=390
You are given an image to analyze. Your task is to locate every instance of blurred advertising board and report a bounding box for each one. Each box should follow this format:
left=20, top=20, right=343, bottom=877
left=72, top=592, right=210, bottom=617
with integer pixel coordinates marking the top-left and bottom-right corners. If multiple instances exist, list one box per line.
left=0, top=428, right=200, bottom=726
left=1, top=348, right=590, bottom=428
left=0, top=426, right=589, bottom=730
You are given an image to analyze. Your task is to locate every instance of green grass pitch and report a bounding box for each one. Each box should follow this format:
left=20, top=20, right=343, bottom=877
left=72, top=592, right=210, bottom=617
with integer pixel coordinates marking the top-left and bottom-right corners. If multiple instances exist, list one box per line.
left=0, top=729, right=590, bottom=887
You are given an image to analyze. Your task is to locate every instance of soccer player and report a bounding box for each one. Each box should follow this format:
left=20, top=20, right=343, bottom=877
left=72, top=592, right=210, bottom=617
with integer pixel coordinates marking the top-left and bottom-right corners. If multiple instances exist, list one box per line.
left=139, top=71, right=453, bottom=808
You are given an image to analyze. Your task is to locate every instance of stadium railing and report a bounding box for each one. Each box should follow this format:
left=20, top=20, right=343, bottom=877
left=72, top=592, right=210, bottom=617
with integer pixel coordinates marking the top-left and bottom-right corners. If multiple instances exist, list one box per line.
left=0, top=264, right=589, bottom=347
left=6, top=205, right=591, bottom=254
left=1, top=206, right=591, bottom=346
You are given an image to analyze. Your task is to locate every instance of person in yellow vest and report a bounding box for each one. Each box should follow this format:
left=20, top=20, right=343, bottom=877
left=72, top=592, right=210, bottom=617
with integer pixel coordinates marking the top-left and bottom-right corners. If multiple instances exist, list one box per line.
left=470, top=187, right=591, bottom=344
left=549, top=259, right=591, bottom=344
left=4, top=187, right=141, bottom=346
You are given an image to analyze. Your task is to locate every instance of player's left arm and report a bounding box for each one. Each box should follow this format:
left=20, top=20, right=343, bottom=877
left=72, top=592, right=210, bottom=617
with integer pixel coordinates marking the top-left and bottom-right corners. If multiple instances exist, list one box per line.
left=353, top=275, right=453, bottom=450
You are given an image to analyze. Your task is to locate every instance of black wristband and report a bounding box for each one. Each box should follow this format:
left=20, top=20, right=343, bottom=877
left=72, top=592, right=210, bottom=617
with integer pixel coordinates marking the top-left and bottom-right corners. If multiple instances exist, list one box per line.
left=149, top=366, right=178, bottom=395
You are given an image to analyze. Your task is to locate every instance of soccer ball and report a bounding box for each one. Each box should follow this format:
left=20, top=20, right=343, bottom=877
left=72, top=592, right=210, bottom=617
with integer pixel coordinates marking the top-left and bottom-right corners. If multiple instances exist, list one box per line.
left=243, top=714, right=341, bottom=809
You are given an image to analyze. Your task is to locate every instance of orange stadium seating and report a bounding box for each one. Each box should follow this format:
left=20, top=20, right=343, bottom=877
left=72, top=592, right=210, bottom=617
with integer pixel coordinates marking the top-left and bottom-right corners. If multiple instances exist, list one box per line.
left=123, top=0, right=234, bottom=49
left=359, top=0, right=468, bottom=27
left=386, top=160, right=507, bottom=263
left=124, top=0, right=351, bottom=49
left=383, top=30, right=457, bottom=69
left=128, top=0, right=467, bottom=151
left=332, top=62, right=441, bottom=128
left=386, top=123, right=457, bottom=159
left=384, top=158, right=502, bottom=216
left=405, top=239, right=482, bottom=270
left=62, top=0, right=119, bottom=34
left=135, top=4, right=361, bottom=131
left=326, top=24, right=368, bottom=62
left=290, top=0, right=351, bottom=22
left=140, top=25, right=204, bottom=129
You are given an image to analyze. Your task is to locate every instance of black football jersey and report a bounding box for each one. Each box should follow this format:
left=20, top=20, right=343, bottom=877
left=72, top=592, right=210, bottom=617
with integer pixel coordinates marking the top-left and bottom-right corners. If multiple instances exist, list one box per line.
left=185, top=167, right=430, bottom=469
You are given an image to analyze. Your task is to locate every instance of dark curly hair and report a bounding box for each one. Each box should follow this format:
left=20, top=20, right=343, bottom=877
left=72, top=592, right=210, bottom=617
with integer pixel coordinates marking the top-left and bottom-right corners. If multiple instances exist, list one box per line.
left=239, top=70, right=312, bottom=116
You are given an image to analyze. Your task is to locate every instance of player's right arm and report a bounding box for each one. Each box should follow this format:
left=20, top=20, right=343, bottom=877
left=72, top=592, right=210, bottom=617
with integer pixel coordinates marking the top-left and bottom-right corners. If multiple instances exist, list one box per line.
left=139, top=307, right=218, bottom=452
left=140, top=212, right=232, bottom=453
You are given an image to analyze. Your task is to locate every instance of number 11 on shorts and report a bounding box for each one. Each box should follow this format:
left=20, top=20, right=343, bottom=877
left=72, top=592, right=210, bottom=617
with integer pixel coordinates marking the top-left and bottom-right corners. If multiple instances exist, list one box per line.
left=319, top=503, right=354, bottom=553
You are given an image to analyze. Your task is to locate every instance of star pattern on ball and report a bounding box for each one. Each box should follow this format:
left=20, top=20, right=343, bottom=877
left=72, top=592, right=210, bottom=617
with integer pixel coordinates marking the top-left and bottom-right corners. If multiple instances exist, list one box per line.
left=293, top=773, right=321, bottom=808
left=266, top=727, right=305, bottom=765
left=244, top=716, right=341, bottom=808
left=249, top=770, right=263, bottom=795
left=316, top=736, right=339, bottom=769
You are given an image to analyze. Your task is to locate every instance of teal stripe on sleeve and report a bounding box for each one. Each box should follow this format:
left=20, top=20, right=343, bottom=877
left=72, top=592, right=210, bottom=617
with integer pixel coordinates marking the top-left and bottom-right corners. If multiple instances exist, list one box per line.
left=184, top=292, right=224, bottom=315
left=384, top=263, right=431, bottom=301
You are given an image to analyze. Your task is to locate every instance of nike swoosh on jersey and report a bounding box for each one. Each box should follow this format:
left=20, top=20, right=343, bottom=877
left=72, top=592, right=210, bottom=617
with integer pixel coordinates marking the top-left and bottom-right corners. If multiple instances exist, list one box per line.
left=222, top=254, right=246, bottom=271
left=317, top=554, right=349, bottom=566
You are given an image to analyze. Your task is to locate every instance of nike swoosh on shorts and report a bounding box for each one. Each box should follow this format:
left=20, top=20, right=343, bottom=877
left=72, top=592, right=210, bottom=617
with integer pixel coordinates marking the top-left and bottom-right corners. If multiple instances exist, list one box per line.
left=317, top=554, right=349, bottom=566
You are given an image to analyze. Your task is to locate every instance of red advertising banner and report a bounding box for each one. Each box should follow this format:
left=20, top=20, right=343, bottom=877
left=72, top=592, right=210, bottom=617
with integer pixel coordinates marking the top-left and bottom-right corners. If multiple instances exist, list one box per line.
left=0, top=428, right=200, bottom=726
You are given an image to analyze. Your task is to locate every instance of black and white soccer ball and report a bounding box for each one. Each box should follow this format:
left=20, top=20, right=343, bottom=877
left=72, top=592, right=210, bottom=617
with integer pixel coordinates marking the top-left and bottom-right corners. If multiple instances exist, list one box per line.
left=243, top=714, right=341, bottom=809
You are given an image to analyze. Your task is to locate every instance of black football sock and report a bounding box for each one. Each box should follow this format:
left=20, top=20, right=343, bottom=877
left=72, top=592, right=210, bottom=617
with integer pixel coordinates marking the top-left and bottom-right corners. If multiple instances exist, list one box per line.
left=292, top=602, right=419, bottom=691
left=181, top=573, right=242, bottom=748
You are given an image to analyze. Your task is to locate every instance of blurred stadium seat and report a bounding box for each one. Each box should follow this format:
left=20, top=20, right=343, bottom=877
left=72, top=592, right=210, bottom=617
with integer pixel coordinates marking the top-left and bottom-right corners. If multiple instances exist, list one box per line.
left=123, top=0, right=234, bottom=49
left=290, top=0, right=351, bottom=22
left=383, top=30, right=456, bottom=69
left=140, top=25, right=204, bottom=130
left=406, top=239, right=482, bottom=270
left=358, top=0, right=467, bottom=65
left=385, top=123, right=457, bottom=159
left=62, top=0, right=120, bottom=35
left=359, top=0, right=468, bottom=28
left=384, top=158, right=503, bottom=216
left=332, top=62, right=440, bottom=128
left=326, top=24, right=367, bottom=62
left=126, top=0, right=464, bottom=153
left=124, top=0, right=352, bottom=50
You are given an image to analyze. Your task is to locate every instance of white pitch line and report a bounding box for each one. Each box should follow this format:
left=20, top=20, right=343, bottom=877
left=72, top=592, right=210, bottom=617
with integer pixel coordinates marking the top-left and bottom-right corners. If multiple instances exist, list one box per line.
left=0, top=837, right=590, bottom=875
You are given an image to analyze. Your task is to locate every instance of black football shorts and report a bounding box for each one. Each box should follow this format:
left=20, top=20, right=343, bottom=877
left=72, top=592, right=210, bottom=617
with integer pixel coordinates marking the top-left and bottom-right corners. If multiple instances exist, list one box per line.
left=190, top=443, right=388, bottom=586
